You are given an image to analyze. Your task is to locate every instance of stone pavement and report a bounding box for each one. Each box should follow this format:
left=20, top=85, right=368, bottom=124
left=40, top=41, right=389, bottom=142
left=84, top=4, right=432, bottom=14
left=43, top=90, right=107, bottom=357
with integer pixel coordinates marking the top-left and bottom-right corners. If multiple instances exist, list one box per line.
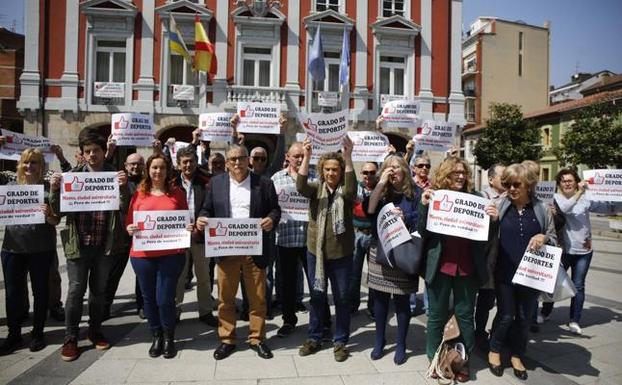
left=0, top=235, right=621, bottom=385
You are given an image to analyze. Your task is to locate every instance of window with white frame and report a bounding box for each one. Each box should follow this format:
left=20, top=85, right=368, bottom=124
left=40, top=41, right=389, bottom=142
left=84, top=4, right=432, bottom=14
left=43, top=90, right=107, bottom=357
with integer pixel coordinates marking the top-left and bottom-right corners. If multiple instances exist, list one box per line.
left=170, top=44, right=197, bottom=86
left=311, top=51, right=340, bottom=111
left=95, top=40, right=126, bottom=82
left=382, top=0, right=405, bottom=17
left=315, top=0, right=340, bottom=12
left=379, top=56, right=405, bottom=96
left=241, top=47, right=272, bottom=87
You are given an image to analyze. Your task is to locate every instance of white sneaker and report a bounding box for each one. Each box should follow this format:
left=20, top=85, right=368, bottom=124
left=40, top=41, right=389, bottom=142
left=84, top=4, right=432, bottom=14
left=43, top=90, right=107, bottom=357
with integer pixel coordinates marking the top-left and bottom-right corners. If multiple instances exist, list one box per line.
left=536, top=314, right=550, bottom=324
left=568, top=322, right=582, bottom=335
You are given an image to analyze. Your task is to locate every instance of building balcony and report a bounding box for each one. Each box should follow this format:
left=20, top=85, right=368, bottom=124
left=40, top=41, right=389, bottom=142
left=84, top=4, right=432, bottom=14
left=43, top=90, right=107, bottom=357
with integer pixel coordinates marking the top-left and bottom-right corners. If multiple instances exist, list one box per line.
left=226, top=85, right=287, bottom=104
left=461, top=67, right=477, bottom=78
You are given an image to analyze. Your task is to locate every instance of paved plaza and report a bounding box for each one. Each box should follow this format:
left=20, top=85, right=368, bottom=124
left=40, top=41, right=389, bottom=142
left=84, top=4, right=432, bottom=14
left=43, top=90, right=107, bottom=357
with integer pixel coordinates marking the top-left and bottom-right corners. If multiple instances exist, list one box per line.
left=0, top=230, right=621, bottom=385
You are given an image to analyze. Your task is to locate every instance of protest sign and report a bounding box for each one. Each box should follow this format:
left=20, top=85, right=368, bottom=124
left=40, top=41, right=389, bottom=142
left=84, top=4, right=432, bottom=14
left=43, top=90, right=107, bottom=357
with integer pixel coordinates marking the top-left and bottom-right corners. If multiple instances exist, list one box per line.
left=535, top=181, right=556, bottom=204
left=132, top=210, right=191, bottom=251
left=297, top=110, right=348, bottom=165
left=111, top=113, right=155, bottom=147
left=205, top=218, right=263, bottom=257
left=274, top=182, right=309, bottom=222
left=348, top=131, right=390, bottom=162
left=236, top=102, right=281, bottom=134
left=0, top=185, right=45, bottom=225
left=512, top=245, right=562, bottom=293
left=0, top=129, right=55, bottom=163
left=413, top=120, right=455, bottom=152
left=377, top=203, right=412, bottom=260
left=94, top=82, right=124, bottom=98
left=169, top=141, right=189, bottom=161
left=426, top=190, right=490, bottom=241
left=199, top=112, right=234, bottom=142
left=380, top=100, right=420, bottom=129
left=60, top=172, right=119, bottom=212
left=380, top=94, right=407, bottom=107
left=583, top=169, right=622, bottom=202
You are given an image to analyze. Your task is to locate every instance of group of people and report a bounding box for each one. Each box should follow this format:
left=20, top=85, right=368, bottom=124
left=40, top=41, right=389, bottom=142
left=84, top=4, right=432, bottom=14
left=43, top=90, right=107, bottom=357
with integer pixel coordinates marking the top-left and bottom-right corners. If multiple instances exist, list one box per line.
left=0, top=118, right=619, bottom=383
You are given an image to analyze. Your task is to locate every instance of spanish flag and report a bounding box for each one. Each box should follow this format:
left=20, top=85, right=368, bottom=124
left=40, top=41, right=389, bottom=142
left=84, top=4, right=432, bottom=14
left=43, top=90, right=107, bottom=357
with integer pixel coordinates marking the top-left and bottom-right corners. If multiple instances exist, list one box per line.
left=168, top=15, right=191, bottom=63
left=194, top=15, right=217, bottom=77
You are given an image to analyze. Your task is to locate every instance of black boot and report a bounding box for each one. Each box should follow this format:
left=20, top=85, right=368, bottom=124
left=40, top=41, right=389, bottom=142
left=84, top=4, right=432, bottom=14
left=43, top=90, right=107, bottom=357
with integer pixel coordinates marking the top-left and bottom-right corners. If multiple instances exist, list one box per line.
left=148, top=329, right=163, bottom=358
left=162, top=330, right=176, bottom=359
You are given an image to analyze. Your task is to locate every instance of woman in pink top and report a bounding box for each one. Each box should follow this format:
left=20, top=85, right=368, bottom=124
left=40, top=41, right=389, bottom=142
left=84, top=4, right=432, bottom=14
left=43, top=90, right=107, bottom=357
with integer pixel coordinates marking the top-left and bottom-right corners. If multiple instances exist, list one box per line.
left=126, top=153, right=191, bottom=359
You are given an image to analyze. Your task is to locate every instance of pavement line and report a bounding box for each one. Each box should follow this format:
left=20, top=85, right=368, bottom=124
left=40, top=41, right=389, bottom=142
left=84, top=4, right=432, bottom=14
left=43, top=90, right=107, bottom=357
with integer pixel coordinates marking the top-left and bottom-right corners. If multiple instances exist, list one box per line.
left=585, top=294, right=622, bottom=312
left=589, top=265, right=622, bottom=275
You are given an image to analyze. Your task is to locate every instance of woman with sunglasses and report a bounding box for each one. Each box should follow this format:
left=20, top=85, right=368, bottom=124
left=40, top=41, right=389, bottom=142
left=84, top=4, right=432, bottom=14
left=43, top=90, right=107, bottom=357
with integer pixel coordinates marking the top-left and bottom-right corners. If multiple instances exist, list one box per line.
left=487, top=163, right=556, bottom=380
left=538, top=169, right=621, bottom=335
left=419, top=157, right=497, bottom=382
left=411, top=155, right=431, bottom=189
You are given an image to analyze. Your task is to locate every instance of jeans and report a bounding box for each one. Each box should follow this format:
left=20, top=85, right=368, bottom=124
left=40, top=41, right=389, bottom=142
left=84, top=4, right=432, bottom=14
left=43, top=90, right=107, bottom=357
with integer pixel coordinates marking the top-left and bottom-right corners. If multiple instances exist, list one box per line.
left=541, top=251, right=592, bottom=324
left=306, top=251, right=352, bottom=344
left=348, top=230, right=372, bottom=311
left=131, top=254, right=185, bottom=331
left=65, top=246, right=114, bottom=338
left=489, top=282, right=539, bottom=358
left=1, top=250, right=53, bottom=336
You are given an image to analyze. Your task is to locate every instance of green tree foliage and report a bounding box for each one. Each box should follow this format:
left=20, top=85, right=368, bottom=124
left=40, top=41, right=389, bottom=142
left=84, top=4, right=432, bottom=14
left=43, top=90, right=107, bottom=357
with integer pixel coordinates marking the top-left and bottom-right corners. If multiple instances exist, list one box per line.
left=555, top=103, right=622, bottom=169
left=473, top=103, right=542, bottom=170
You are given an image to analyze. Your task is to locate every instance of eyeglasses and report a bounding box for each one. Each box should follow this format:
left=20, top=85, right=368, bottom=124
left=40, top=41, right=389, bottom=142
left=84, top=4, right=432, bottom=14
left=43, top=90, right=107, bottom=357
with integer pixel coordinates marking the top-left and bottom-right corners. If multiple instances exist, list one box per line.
left=416, top=164, right=431, bottom=169
left=361, top=170, right=376, bottom=176
left=502, top=181, right=523, bottom=189
left=450, top=171, right=466, bottom=177
left=252, top=156, right=267, bottom=162
left=228, top=156, right=248, bottom=163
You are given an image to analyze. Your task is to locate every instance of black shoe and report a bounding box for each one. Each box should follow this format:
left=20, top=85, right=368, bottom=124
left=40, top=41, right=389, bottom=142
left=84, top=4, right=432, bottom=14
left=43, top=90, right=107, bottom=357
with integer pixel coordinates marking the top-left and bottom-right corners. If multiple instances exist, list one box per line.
left=199, top=313, right=218, bottom=327
left=213, top=343, right=236, bottom=360
left=138, top=308, right=146, bottom=319
left=29, top=332, right=46, bottom=352
left=49, top=307, right=65, bottom=322
left=0, top=334, right=23, bottom=356
left=162, top=330, right=176, bottom=359
left=488, top=361, right=504, bottom=377
left=295, top=302, right=307, bottom=312
left=513, top=368, right=528, bottom=380
left=149, top=329, right=163, bottom=358
left=249, top=342, right=273, bottom=359
left=277, top=323, right=295, bottom=338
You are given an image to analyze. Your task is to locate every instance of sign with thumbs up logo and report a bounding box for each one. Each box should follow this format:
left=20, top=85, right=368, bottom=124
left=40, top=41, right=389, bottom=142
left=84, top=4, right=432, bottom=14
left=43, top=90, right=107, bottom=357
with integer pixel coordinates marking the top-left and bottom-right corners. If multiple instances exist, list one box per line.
left=582, top=169, right=622, bottom=202
left=60, top=172, right=120, bottom=212
left=380, top=99, right=420, bottom=129
left=0, top=129, right=55, bottom=163
left=204, top=218, right=263, bottom=257
left=347, top=131, right=390, bottom=162
left=274, top=183, right=309, bottom=222
left=236, top=102, right=281, bottom=135
left=198, top=112, right=234, bottom=142
left=132, top=210, right=191, bottom=251
left=413, top=120, right=455, bottom=153
left=110, top=113, right=155, bottom=147
left=0, top=185, right=45, bottom=225
left=426, top=189, right=491, bottom=241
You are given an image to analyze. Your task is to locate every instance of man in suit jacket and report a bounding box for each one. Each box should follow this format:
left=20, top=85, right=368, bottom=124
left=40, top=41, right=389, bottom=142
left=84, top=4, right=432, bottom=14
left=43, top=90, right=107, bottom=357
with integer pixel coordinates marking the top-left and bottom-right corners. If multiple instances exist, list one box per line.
left=196, top=144, right=280, bottom=360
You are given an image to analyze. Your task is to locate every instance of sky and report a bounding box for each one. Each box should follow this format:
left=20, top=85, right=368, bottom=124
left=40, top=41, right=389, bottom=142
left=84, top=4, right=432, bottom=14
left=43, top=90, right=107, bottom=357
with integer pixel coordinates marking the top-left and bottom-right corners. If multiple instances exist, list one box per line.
left=1, top=0, right=621, bottom=88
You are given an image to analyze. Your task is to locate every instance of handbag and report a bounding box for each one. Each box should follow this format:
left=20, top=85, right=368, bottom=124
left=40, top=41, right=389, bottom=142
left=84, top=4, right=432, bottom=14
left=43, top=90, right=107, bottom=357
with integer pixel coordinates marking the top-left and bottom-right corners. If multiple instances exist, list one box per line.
left=427, top=315, right=468, bottom=384
left=374, top=232, right=423, bottom=276
left=540, top=267, right=577, bottom=303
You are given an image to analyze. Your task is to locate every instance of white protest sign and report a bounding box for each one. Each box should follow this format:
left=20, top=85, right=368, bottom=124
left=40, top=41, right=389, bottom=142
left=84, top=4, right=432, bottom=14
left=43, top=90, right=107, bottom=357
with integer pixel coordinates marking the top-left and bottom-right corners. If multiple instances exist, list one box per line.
left=512, top=245, right=562, bottom=293
left=0, top=185, right=44, bottom=225
left=205, top=218, right=263, bottom=257
left=236, top=102, right=281, bottom=134
left=426, top=190, right=490, bottom=241
left=348, top=131, right=390, bottom=162
left=318, top=91, right=340, bottom=107
left=377, top=203, right=412, bottom=260
left=274, top=182, right=309, bottom=222
left=132, top=210, right=191, bottom=251
left=295, top=132, right=322, bottom=165
left=111, top=113, right=155, bottom=147
left=380, top=94, right=407, bottom=107
left=169, top=141, right=189, bottom=161
left=94, top=82, right=124, bottom=98
left=583, top=169, right=622, bottom=202
left=0, top=129, right=55, bottom=163
left=297, top=110, right=348, bottom=165
left=535, top=181, right=556, bottom=204
left=199, top=112, right=233, bottom=142
left=60, top=172, right=119, bottom=212
left=381, top=100, right=420, bottom=129
left=413, top=120, right=456, bottom=152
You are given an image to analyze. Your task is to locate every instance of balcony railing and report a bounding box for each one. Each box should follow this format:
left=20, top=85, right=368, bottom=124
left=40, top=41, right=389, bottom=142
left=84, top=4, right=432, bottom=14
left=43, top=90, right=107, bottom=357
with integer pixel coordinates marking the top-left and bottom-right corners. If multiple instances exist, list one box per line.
left=227, top=85, right=286, bottom=104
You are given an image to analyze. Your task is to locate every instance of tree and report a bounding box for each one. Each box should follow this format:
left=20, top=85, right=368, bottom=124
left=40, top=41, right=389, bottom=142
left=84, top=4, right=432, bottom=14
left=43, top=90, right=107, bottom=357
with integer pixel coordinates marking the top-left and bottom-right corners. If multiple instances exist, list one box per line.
left=554, top=103, right=622, bottom=169
left=473, top=103, right=542, bottom=170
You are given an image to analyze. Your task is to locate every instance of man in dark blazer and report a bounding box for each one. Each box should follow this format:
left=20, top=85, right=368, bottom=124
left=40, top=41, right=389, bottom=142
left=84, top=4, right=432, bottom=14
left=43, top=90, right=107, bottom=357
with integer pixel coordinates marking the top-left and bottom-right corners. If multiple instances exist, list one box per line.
left=196, top=144, right=280, bottom=360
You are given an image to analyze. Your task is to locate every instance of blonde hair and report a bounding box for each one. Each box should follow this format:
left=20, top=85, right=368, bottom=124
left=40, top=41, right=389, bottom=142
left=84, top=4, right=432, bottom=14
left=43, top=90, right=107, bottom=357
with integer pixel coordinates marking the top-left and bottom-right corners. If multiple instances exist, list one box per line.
left=379, top=155, right=415, bottom=200
left=431, top=157, right=473, bottom=192
left=17, top=148, right=45, bottom=184
left=502, top=163, right=538, bottom=192
left=317, top=152, right=345, bottom=185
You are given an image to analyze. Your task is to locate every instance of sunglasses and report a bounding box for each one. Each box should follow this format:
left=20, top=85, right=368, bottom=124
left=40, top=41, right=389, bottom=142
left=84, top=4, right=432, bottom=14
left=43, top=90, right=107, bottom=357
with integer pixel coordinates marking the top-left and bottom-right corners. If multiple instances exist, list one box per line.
left=416, top=164, right=431, bottom=169
left=252, top=156, right=267, bottom=162
left=228, top=156, right=248, bottom=163
left=502, top=181, right=523, bottom=189
left=362, top=170, right=376, bottom=176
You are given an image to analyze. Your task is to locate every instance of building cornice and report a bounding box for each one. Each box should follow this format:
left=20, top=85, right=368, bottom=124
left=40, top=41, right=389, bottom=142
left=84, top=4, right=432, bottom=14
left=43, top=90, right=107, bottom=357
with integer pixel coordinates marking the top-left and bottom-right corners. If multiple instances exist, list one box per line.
left=371, top=14, right=421, bottom=37
left=155, top=1, right=213, bottom=21
left=303, top=9, right=354, bottom=32
left=79, top=0, right=138, bottom=18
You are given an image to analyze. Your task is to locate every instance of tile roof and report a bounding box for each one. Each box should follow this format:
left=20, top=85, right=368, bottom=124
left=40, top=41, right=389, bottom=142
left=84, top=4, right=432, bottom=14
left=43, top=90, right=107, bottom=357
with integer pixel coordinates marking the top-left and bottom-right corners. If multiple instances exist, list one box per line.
left=524, top=89, right=622, bottom=119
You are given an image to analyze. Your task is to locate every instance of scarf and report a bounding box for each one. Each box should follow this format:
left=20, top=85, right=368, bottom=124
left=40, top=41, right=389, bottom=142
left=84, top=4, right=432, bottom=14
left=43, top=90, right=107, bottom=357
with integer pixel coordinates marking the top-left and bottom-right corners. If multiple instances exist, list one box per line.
left=313, top=182, right=346, bottom=292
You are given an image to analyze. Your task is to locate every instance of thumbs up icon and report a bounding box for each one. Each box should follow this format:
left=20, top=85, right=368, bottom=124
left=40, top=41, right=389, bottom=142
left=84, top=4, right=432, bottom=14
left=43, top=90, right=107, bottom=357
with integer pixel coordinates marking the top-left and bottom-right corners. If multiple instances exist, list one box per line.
left=303, top=118, right=317, bottom=132
left=417, top=122, right=432, bottom=136
left=114, top=115, right=129, bottom=130
left=137, top=215, right=157, bottom=230
left=433, top=194, right=454, bottom=212
left=352, top=136, right=364, bottom=146
left=209, top=222, right=228, bottom=237
left=64, top=176, right=84, bottom=192
left=240, top=105, right=254, bottom=118
left=6, top=135, right=23, bottom=144
left=588, top=173, right=605, bottom=185
left=278, top=189, right=290, bottom=202
left=383, top=106, right=396, bottom=115
left=0, top=195, right=6, bottom=205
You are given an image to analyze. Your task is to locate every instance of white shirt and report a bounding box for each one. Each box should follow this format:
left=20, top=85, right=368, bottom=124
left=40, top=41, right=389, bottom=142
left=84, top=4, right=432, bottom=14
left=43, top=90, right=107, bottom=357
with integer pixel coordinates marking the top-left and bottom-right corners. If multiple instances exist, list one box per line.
left=229, top=173, right=251, bottom=219
left=181, top=176, right=195, bottom=222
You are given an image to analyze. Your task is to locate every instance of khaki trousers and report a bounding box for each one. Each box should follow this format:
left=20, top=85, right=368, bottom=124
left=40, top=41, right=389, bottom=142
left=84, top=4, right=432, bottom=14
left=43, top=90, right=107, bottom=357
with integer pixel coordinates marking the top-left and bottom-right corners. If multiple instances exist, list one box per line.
left=217, top=255, right=266, bottom=345
left=175, top=243, right=214, bottom=316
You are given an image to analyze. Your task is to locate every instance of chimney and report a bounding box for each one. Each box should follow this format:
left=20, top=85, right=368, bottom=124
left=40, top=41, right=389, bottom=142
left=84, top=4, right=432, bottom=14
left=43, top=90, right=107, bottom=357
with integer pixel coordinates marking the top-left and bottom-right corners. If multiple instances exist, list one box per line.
left=543, top=20, right=551, bottom=29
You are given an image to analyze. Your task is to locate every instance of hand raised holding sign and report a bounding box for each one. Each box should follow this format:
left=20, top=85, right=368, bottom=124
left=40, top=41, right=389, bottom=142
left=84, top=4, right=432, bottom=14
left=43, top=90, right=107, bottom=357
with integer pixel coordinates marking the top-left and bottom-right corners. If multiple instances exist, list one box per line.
left=260, top=217, right=274, bottom=232
left=527, top=234, right=548, bottom=252
left=421, top=188, right=435, bottom=206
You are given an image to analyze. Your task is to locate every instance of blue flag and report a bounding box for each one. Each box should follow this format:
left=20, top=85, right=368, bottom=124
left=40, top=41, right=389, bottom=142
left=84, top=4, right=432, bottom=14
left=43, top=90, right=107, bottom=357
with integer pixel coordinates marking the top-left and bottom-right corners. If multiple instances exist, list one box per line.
left=339, top=28, right=350, bottom=89
left=308, top=26, right=325, bottom=83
